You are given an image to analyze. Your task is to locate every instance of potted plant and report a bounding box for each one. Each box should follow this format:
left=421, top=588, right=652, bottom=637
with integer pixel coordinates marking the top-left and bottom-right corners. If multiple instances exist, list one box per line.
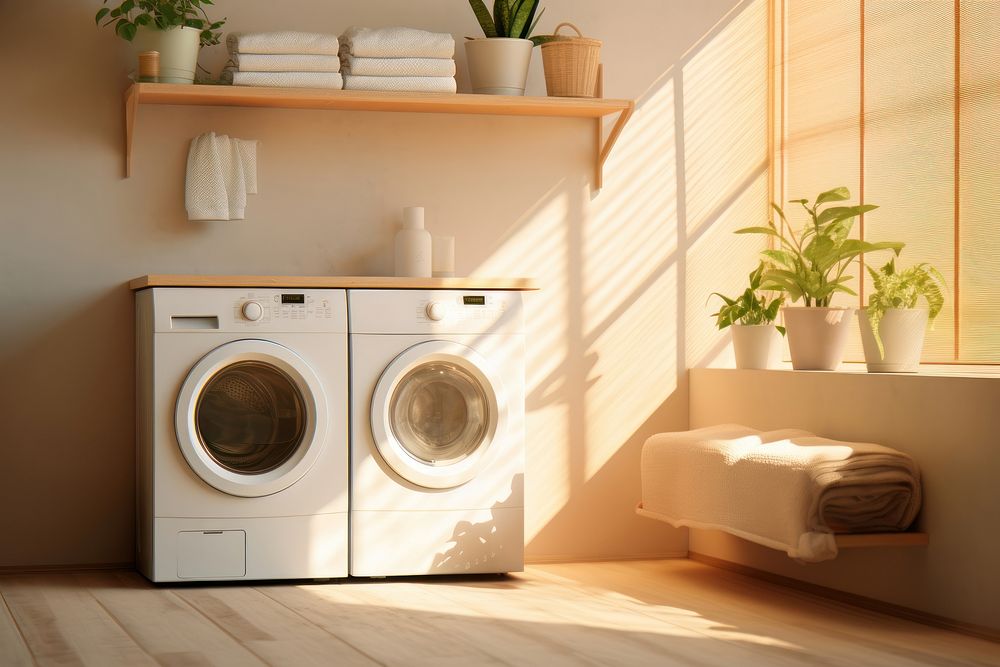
left=466, top=0, right=546, bottom=95
left=736, top=186, right=903, bottom=370
left=95, top=0, right=225, bottom=84
left=709, top=261, right=786, bottom=370
left=859, top=259, right=946, bottom=372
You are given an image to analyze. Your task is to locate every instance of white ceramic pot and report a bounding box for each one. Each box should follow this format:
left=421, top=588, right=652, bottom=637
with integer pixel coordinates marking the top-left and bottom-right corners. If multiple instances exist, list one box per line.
left=731, top=324, right=783, bottom=370
left=132, top=25, right=201, bottom=84
left=782, top=306, right=855, bottom=371
left=465, top=38, right=534, bottom=95
left=859, top=308, right=928, bottom=373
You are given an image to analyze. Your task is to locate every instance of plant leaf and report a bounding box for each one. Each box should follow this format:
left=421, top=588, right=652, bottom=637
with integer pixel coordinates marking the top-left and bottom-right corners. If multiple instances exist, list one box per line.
left=95, top=7, right=110, bottom=24
left=734, top=226, right=779, bottom=236
left=469, top=0, right=498, bottom=37
left=814, top=186, right=851, bottom=206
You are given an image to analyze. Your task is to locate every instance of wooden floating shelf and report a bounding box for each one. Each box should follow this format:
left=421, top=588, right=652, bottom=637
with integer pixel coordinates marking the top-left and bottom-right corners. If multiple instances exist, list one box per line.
left=128, top=274, right=538, bottom=291
left=123, top=82, right=634, bottom=187
left=635, top=503, right=928, bottom=551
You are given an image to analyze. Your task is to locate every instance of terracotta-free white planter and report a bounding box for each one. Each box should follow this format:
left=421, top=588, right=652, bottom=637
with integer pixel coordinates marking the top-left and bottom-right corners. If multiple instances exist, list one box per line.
left=465, top=38, right=533, bottom=95
left=132, top=25, right=201, bottom=84
left=731, top=324, right=783, bottom=370
left=782, top=306, right=855, bottom=371
left=859, top=308, right=928, bottom=373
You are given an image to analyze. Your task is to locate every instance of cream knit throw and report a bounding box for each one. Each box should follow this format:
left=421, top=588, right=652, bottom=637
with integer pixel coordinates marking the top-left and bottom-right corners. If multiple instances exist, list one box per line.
left=342, top=74, right=456, bottom=93
left=226, top=31, right=339, bottom=55
left=340, top=26, right=455, bottom=58
left=221, top=68, right=343, bottom=89
left=231, top=53, right=341, bottom=73
left=340, top=54, right=455, bottom=77
left=185, top=133, right=257, bottom=221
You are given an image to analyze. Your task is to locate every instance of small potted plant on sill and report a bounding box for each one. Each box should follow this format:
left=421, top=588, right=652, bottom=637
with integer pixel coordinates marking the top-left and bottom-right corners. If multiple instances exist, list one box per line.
left=709, top=261, right=786, bottom=370
left=95, top=0, right=226, bottom=84
left=736, top=186, right=903, bottom=370
left=466, top=0, right=547, bottom=95
left=860, top=259, right=946, bottom=373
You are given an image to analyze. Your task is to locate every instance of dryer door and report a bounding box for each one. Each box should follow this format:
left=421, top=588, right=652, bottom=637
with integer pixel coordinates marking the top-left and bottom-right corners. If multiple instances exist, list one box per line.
left=175, top=339, right=328, bottom=497
left=370, top=341, right=507, bottom=489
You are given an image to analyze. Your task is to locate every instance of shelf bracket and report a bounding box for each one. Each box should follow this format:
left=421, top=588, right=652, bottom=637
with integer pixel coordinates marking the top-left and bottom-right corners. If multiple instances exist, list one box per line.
left=124, top=84, right=138, bottom=178
left=594, top=102, right=634, bottom=190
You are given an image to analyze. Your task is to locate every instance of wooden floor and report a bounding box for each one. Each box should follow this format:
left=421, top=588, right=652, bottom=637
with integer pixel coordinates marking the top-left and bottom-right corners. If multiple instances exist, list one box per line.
left=0, top=559, right=996, bottom=666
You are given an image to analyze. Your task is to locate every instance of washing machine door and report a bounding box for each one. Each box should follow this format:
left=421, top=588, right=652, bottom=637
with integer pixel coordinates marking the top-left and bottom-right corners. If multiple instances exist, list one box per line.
left=370, top=340, right=506, bottom=489
left=175, top=339, right=328, bottom=497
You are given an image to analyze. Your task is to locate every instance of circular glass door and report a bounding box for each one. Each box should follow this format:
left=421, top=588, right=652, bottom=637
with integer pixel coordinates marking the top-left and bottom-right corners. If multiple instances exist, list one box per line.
left=371, top=341, right=506, bottom=489
left=175, top=340, right=328, bottom=497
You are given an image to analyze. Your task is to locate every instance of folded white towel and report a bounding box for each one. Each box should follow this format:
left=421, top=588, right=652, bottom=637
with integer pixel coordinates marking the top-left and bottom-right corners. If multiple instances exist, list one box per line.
left=640, top=424, right=922, bottom=563
left=221, top=68, right=344, bottom=89
left=342, top=74, right=456, bottom=93
left=340, top=53, right=455, bottom=77
left=185, top=132, right=257, bottom=221
left=226, top=31, right=339, bottom=55
left=231, top=53, right=341, bottom=73
left=340, top=26, right=454, bottom=58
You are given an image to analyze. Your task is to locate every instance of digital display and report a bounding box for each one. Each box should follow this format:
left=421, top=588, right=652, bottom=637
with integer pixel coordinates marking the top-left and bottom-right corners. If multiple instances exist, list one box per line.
left=281, top=294, right=305, bottom=304
left=463, top=296, right=486, bottom=306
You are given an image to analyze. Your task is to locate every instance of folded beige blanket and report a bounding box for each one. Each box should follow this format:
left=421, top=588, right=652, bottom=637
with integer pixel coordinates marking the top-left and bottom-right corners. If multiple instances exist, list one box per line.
left=221, top=68, right=343, bottom=90
left=342, top=74, right=456, bottom=93
left=340, top=54, right=455, bottom=77
left=640, top=424, right=922, bottom=562
left=226, top=31, right=339, bottom=55
left=230, top=53, right=341, bottom=73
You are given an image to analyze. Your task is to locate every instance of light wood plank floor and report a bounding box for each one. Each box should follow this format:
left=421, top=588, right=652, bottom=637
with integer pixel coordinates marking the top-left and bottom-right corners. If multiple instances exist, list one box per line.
left=0, top=560, right=996, bottom=666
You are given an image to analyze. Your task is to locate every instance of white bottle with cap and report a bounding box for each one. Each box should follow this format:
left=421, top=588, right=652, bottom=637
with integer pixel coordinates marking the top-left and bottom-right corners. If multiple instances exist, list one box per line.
left=394, top=206, right=432, bottom=277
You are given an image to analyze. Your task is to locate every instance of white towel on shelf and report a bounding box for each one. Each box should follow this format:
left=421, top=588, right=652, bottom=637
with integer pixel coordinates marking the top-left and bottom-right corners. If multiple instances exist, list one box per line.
left=221, top=68, right=344, bottom=89
left=340, top=53, right=455, bottom=77
left=226, top=31, right=339, bottom=55
left=343, top=74, right=456, bottom=93
left=231, top=52, right=341, bottom=73
left=340, top=26, right=454, bottom=58
left=640, top=424, right=922, bottom=563
left=185, top=132, right=257, bottom=221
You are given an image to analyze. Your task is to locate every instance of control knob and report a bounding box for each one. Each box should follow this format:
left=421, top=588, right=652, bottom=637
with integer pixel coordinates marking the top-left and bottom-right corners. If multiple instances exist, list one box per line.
left=242, top=301, right=263, bottom=322
left=425, top=301, right=447, bottom=321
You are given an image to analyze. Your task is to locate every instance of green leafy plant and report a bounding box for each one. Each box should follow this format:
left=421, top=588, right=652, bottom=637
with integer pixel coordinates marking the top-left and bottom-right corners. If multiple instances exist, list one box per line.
left=736, top=186, right=904, bottom=307
left=468, top=0, right=548, bottom=45
left=866, top=259, right=946, bottom=358
left=709, top=262, right=786, bottom=334
left=95, top=0, right=225, bottom=47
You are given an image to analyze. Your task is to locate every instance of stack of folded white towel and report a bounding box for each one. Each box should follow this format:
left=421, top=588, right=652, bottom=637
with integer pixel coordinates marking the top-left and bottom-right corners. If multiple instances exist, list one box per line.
left=222, top=31, right=343, bottom=89
left=339, top=26, right=456, bottom=93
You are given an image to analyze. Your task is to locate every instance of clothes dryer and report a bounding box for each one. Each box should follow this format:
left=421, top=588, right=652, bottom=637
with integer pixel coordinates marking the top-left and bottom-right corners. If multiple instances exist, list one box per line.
left=349, top=289, right=525, bottom=576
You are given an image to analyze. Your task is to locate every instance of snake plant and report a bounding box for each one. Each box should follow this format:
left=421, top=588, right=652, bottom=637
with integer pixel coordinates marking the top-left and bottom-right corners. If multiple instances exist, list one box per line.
left=736, top=187, right=904, bottom=307
left=866, top=259, right=946, bottom=358
left=469, top=0, right=548, bottom=45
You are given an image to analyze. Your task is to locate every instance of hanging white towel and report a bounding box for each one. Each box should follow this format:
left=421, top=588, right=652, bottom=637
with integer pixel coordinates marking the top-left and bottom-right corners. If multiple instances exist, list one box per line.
left=231, top=52, right=341, bottom=73
left=342, top=74, right=456, bottom=93
left=185, top=133, right=228, bottom=221
left=185, top=132, right=257, bottom=222
left=221, top=68, right=344, bottom=89
left=226, top=31, right=339, bottom=55
left=340, top=26, right=455, bottom=59
left=340, top=53, right=455, bottom=77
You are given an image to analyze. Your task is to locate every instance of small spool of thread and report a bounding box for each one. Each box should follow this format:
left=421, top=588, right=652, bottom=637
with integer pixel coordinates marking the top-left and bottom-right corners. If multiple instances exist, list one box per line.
left=138, top=51, right=160, bottom=82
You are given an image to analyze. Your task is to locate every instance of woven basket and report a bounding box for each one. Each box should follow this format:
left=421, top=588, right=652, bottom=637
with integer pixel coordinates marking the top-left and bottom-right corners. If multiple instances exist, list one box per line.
left=541, top=23, right=602, bottom=98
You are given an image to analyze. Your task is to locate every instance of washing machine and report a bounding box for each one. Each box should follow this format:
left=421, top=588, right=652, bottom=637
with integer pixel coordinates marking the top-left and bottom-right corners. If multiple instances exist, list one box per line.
left=348, top=289, right=525, bottom=577
left=135, top=287, right=349, bottom=582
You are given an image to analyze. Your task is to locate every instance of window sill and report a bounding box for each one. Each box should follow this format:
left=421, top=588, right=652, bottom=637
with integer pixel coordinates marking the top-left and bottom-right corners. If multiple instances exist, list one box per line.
left=702, top=363, right=1000, bottom=380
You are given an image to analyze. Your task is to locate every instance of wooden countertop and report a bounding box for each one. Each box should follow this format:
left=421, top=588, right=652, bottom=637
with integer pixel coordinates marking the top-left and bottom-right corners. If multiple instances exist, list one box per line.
left=129, top=275, right=538, bottom=291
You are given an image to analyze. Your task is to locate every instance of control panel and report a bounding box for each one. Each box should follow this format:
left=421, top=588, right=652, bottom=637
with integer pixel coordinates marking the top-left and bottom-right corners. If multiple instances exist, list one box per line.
left=233, top=291, right=337, bottom=325
left=417, top=293, right=507, bottom=325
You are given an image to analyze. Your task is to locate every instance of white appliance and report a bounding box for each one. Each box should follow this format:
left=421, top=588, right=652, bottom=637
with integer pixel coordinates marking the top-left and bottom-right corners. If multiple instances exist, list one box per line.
left=349, top=289, right=525, bottom=577
left=135, top=288, right=349, bottom=582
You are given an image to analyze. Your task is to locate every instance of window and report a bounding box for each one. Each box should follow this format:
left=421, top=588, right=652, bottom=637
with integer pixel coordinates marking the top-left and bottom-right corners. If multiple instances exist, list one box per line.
left=773, top=0, right=1000, bottom=363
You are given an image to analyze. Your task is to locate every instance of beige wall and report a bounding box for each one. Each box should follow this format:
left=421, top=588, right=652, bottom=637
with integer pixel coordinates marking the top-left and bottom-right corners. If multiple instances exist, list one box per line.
left=0, top=0, right=768, bottom=567
left=689, top=368, right=1000, bottom=632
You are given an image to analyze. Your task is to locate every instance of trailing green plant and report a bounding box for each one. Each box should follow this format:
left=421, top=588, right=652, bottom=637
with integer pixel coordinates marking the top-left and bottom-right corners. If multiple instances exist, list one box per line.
left=736, top=186, right=904, bottom=307
left=468, top=0, right=549, bottom=45
left=95, top=0, right=225, bottom=47
left=709, top=261, right=786, bottom=334
left=866, top=258, right=946, bottom=358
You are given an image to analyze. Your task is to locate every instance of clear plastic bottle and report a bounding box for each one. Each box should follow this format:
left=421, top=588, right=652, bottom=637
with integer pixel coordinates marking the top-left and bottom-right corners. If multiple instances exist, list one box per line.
left=394, top=207, right=432, bottom=277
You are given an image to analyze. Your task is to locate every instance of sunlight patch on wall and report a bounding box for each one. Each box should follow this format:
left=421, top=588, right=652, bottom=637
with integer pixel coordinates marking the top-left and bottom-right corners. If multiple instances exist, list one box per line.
left=682, top=0, right=768, bottom=238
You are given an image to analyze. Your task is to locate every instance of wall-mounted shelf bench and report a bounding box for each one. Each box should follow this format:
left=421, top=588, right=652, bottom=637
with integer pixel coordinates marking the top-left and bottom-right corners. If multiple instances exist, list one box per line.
left=122, top=82, right=634, bottom=187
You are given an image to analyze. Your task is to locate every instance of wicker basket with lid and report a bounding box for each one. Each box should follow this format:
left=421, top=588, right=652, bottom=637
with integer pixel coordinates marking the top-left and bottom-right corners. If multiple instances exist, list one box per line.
left=541, top=23, right=602, bottom=98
